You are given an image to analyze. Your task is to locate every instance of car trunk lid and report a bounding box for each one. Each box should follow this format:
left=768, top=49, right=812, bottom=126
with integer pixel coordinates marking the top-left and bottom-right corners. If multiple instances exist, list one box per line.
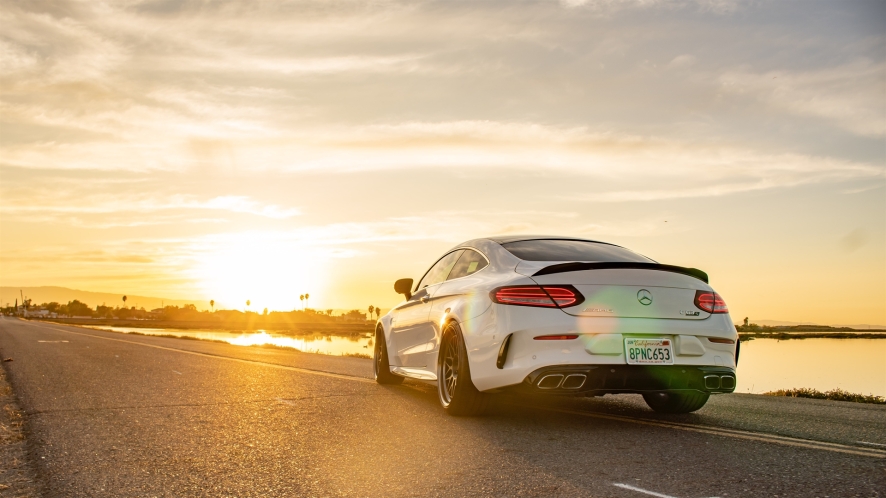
left=521, top=261, right=712, bottom=320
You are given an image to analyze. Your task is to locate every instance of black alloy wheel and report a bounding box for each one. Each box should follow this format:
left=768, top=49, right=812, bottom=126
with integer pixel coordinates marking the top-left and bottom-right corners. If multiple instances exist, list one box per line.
left=374, top=327, right=403, bottom=385
left=437, top=322, right=489, bottom=416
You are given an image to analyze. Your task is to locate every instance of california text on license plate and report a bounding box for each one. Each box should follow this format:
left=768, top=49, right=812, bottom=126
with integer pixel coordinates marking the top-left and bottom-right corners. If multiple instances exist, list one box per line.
left=624, top=338, right=674, bottom=365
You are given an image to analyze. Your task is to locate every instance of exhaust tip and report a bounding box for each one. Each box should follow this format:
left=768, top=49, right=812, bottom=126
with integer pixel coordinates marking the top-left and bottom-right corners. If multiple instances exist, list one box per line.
left=719, top=375, right=736, bottom=390
left=704, top=375, right=721, bottom=390
left=561, top=374, right=587, bottom=389
left=537, top=374, right=564, bottom=389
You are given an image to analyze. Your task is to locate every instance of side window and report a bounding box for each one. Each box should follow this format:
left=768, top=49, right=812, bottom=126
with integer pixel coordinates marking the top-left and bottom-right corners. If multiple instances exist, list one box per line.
left=447, top=249, right=488, bottom=281
left=416, top=250, right=464, bottom=290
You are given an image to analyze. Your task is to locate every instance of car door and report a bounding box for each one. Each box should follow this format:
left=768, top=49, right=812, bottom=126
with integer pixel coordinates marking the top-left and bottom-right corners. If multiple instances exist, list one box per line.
left=390, top=250, right=463, bottom=367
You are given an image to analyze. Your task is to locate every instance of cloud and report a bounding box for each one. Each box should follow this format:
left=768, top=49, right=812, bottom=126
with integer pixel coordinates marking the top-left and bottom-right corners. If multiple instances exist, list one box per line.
left=0, top=194, right=300, bottom=220
left=558, top=0, right=741, bottom=13
left=565, top=153, right=884, bottom=202
left=2, top=0, right=883, bottom=180
left=668, top=54, right=696, bottom=68
left=573, top=219, right=685, bottom=237
left=166, top=209, right=581, bottom=260
left=841, top=184, right=884, bottom=195
left=840, top=228, right=869, bottom=253
left=173, top=54, right=428, bottom=76
left=4, top=119, right=882, bottom=209
left=719, top=61, right=886, bottom=137
left=197, top=196, right=300, bottom=219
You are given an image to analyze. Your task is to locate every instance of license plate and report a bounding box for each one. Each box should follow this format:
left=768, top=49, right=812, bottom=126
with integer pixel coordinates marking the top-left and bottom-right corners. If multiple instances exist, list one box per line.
left=625, top=338, right=674, bottom=364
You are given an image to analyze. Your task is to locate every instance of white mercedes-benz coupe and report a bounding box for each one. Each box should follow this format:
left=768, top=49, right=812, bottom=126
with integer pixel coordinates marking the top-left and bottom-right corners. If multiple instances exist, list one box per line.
left=374, top=236, right=739, bottom=416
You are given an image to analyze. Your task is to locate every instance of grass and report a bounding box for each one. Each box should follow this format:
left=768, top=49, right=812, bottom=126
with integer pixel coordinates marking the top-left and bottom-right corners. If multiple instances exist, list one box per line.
left=0, top=365, right=40, bottom=497
left=341, top=352, right=371, bottom=359
left=763, top=388, right=885, bottom=405
left=107, top=329, right=230, bottom=345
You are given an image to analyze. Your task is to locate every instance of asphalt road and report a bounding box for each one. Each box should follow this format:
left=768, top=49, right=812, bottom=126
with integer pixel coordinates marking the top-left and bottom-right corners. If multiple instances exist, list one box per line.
left=1, top=317, right=884, bottom=497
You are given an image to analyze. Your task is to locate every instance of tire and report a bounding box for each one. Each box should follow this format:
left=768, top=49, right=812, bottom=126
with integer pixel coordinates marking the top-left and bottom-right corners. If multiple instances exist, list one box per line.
left=437, top=322, right=489, bottom=416
left=374, top=328, right=404, bottom=385
left=642, top=391, right=710, bottom=413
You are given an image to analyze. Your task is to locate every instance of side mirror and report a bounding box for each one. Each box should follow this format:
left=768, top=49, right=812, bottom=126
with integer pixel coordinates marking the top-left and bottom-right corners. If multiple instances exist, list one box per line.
left=394, top=278, right=413, bottom=300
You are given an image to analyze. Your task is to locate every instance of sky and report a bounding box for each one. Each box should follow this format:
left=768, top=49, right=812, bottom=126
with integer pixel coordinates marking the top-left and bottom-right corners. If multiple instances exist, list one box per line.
left=1, top=0, right=884, bottom=325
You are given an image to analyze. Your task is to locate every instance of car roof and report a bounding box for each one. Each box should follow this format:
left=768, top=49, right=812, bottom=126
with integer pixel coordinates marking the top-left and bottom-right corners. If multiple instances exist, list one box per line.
left=484, top=235, right=617, bottom=246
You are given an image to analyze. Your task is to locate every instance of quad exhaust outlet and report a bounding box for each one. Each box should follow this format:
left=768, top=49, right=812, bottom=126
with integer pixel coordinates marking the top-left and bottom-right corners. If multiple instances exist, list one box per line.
left=704, top=374, right=736, bottom=390
left=537, top=373, right=587, bottom=390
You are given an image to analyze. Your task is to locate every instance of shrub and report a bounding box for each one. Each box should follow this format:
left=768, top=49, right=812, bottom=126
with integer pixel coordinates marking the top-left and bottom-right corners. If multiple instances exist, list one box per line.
left=764, top=388, right=885, bottom=404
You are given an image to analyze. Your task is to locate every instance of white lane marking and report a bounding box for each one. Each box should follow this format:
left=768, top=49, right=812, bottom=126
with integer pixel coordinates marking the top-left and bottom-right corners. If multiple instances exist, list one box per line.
left=524, top=405, right=886, bottom=459
left=172, top=370, right=182, bottom=375
left=32, top=323, right=375, bottom=384
left=857, top=441, right=886, bottom=448
left=612, top=483, right=719, bottom=498
left=37, top=340, right=68, bottom=343
left=612, top=483, right=678, bottom=498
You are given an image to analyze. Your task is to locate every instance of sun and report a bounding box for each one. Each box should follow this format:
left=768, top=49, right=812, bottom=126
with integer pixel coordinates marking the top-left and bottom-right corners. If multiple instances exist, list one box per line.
left=190, top=232, right=328, bottom=312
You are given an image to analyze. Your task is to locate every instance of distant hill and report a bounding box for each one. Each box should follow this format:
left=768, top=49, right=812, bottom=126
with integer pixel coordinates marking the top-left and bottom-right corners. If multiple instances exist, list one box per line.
left=0, top=286, right=200, bottom=311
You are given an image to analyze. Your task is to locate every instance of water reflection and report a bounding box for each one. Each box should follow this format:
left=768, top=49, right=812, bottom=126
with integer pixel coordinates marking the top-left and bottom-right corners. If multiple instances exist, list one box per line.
left=88, top=326, right=373, bottom=357
left=736, top=338, right=886, bottom=397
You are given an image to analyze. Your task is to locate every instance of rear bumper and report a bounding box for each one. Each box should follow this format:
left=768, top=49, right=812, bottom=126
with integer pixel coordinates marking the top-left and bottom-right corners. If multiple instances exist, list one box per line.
left=508, top=365, right=737, bottom=395
left=462, top=304, right=738, bottom=391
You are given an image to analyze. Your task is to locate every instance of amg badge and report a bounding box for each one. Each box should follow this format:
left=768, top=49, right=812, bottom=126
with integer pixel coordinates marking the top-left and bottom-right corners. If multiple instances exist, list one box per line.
left=583, top=307, right=613, bottom=313
left=680, top=310, right=700, bottom=316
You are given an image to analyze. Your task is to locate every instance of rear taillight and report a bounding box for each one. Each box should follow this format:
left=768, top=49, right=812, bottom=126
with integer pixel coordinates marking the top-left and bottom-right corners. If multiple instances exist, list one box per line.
left=707, top=337, right=735, bottom=344
left=491, top=285, right=584, bottom=308
left=694, top=291, right=728, bottom=314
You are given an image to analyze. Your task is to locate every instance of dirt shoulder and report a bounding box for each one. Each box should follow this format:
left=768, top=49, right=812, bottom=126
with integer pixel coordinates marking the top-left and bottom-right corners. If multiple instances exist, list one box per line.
left=0, top=359, right=38, bottom=497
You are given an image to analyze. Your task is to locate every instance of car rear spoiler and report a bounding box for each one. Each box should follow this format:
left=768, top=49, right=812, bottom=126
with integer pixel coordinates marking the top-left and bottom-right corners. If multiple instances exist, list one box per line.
left=532, top=262, right=709, bottom=283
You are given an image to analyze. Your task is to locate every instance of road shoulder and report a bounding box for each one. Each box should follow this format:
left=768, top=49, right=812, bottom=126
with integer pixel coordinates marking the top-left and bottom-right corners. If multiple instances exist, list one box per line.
left=0, top=358, right=39, bottom=497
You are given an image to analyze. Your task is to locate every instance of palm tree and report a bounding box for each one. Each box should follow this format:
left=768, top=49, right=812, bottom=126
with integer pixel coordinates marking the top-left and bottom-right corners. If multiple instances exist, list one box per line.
left=122, top=295, right=127, bottom=308
left=375, top=307, right=381, bottom=320
left=246, top=299, right=251, bottom=312
left=305, top=293, right=310, bottom=309
left=299, top=294, right=304, bottom=310
left=368, top=305, right=374, bottom=319
left=210, top=300, right=215, bottom=312
left=326, top=309, right=333, bottom=316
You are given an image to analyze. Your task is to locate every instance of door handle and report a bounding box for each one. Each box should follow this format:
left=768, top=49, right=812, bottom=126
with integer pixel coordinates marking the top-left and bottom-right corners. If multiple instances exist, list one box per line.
left=420, top=296, right=430, bottom=303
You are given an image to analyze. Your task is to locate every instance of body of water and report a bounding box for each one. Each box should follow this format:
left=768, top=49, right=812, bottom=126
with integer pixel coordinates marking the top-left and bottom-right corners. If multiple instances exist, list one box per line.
left=736, top=338, right=886, bottom=397
left=88, top=326, right=373, bottom=357
left=87, top=326, right=885, bottom=397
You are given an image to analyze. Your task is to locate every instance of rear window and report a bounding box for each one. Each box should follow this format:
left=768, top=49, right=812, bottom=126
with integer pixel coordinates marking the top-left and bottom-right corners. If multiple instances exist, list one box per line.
left=501, top=239, right=653, bottom=263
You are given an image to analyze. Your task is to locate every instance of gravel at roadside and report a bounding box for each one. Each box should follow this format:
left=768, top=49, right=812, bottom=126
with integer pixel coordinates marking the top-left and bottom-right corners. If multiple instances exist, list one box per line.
left=0, top=360, right=38, bottom=498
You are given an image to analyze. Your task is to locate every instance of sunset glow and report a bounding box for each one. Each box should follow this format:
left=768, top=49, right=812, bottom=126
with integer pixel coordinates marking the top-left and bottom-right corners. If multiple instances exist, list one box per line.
left=0, top=1, right=883, bottom=325
left=189, top=232, right=330, bottom=312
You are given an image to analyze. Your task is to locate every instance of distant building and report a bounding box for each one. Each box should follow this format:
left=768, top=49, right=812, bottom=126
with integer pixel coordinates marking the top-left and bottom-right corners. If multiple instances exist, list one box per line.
left=341, top=310, right=369, bottom=322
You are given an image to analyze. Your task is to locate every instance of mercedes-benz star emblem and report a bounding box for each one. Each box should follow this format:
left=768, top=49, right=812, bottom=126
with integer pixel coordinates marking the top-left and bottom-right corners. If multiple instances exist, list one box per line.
left=637, top=289, right=653, bottom=306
